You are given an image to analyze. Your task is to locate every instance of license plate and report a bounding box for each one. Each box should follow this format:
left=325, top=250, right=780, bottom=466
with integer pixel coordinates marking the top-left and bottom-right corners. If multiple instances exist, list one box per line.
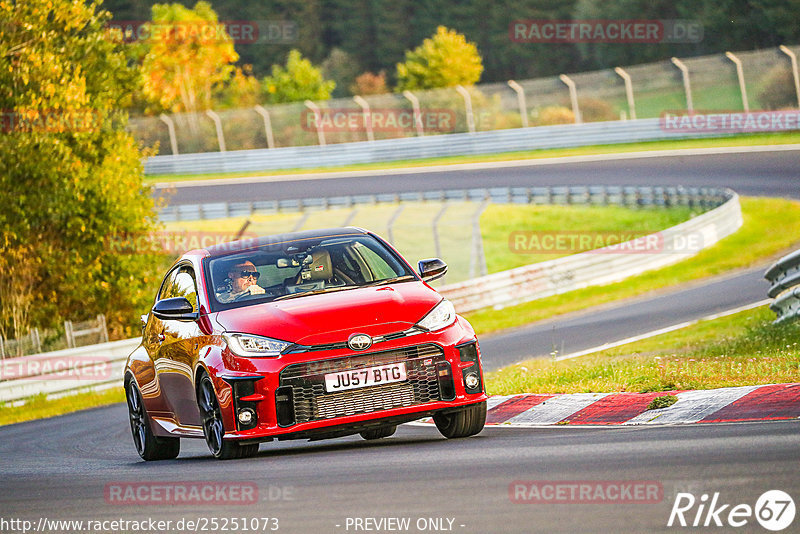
left=324, top=362, right=407, bottom=393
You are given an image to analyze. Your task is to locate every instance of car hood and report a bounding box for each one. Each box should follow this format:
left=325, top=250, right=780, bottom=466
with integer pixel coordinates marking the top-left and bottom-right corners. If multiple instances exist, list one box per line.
left=213, top=281, right=442, bottom=345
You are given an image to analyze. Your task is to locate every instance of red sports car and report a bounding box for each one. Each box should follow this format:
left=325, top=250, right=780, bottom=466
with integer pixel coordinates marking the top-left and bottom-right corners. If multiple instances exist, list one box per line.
left=124, top=227, right=487, bottom=460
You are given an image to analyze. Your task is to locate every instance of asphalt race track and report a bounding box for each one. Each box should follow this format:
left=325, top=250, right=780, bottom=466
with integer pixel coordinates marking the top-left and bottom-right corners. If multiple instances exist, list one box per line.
left=1, top=148, right=798, bottom=533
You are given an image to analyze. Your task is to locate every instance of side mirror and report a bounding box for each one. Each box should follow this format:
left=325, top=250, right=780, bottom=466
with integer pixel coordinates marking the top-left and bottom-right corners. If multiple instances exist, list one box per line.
left=418, top=258, right=447, bottom=283
left=152, top=297, right=198, bottom=321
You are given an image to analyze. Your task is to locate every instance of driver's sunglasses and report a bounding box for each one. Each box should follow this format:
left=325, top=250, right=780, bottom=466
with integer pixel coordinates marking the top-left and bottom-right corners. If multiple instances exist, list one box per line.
left=236, top=270, right=260, bottom=280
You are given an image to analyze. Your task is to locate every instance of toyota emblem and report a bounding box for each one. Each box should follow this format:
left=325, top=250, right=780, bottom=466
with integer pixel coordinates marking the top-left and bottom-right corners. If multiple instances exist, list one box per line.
left=347, top=333, right=373, bottom=351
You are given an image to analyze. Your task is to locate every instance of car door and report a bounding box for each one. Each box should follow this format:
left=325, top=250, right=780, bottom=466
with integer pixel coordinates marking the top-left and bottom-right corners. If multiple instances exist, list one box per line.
left=154, top=264, right=204, bottom=427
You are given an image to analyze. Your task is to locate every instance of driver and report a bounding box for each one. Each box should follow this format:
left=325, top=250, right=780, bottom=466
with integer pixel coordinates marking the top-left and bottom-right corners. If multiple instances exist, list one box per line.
left=217, top=260, right=266, bottom=303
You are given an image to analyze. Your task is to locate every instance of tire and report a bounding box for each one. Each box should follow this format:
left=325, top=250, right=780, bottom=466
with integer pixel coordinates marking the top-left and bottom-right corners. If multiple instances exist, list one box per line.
left=433, top=401, right=487, bottom=439
left=359, top=425, right=397, bottom=440
left=126, top=378, right=180, bottom=461
left=196, top=374, right=259, bottom=460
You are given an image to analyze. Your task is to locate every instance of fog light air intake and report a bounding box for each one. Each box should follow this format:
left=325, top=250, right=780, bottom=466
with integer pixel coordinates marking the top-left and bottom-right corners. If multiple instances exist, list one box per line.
left=457, top=341, right=483, bottom=394
left=220, top=375, right=264, bottom=431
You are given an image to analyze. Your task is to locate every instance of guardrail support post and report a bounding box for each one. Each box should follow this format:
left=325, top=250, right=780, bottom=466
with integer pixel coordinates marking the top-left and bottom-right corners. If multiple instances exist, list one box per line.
left=455, top=85, right=476, bottom=133
left=470, top=200, right=490, bottom=279
left=432, top=204, right=449, bottom=284
left=353, top=96, right=375, bottom=142
left=304, top=100, right=326, bottom=146
left=671, top=57, right=694, bottom=112
left=64, top=320, right=74, bottom=349
left=402, top=90, right=425, bottom=137
left=387, top=204, right=404, bottom=244
left=614, top=67, right=637, bottom=120
left=205, top=110, right=226, bottom=152
left=725, top=51, right=750, bottom=112
left=558, top=74, right=582, bottom=124
left=158, top=114, right=179, bottom=155
left=253, top=105, right=276, bottom=149
left=779, top=45, right=800, bottom=108
left=507, top=80, right=529, bottom=128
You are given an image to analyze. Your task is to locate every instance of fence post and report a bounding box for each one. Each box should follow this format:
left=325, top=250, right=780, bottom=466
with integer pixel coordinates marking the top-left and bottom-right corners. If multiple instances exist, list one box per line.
left=304, top=100, right=326, bottom=146
left=559, top=74, right=582, bottom=124
left=205, top=110, right=227, bottom=152
left=469, top=200, right=490, bottom=279
left=64, top=320, right=74, bottom=349
left=387, top=204, right=405, bottom=244
left=779, top=45, right=800, bottom=108
left=431, top=203, right=449, bottom=284
left=671, top=57, right=694, bottom=112
left=353, top=95, right=375, bottom=142
left=98, top=314, right=109, bottom=344
left=455, top=85, right=476, bottom=133
left=253, top=105, right=276, bottom=149
left=614, top=67, right=637, bottom=120
left=725, top=51, right=750, bottom=112
left=402, top=90, right=425, bottom=137
left=158, top=114, right=179, bottom=155
left=507, top=80, right=529, bottom=128
left=0, top=336, right=5, bottom=359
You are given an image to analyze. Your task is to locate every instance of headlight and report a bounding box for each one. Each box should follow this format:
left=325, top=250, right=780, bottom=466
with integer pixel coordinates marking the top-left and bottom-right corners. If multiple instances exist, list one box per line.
left=416, top=299, right=457, bottom=332
left=223, top=333, right=290, bottom=357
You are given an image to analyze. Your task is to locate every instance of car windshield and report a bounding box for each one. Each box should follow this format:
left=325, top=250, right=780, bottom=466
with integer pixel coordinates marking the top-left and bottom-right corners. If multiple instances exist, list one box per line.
left=205, top=233, right=415, bottom=310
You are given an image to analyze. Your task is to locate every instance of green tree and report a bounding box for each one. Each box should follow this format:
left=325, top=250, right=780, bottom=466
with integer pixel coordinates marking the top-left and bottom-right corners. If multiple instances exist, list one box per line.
left=262, top=49, right=335, bottom=104
left=395, top=26, right=483, bottom=91
left=0, top=0, right=162, bottom=340
left=140, top=1, right=238, bottom=114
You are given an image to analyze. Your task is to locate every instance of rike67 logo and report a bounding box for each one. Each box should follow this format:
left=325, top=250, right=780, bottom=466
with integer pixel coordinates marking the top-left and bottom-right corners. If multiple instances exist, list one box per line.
left=668, top=490, right=795, bottom=531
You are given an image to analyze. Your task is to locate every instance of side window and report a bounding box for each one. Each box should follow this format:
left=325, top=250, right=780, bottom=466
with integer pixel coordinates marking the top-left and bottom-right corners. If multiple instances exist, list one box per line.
left=172, top=268, right=199, bottom=312
left=157, top=269, right=178, bottom=302
left=158, top=266, right=198, bottom=312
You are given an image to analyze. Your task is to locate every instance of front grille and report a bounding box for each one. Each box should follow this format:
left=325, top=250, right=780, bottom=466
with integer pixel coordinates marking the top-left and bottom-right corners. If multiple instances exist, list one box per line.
left=279, top=344, right=447, bottom=424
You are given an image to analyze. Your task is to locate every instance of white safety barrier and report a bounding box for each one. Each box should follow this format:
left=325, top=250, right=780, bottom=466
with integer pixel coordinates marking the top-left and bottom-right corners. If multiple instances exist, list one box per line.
left=439, top=191, right=742, bottom=313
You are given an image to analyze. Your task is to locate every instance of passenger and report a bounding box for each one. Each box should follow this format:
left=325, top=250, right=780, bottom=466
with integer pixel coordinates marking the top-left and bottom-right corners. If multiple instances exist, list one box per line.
left=217, top=260, right=265, bottom=303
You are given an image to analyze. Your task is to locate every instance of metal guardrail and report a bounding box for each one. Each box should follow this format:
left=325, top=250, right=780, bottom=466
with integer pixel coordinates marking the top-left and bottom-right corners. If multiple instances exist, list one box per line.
left=144, top=118, right=730, bottom=175
left=765, top=249, right=800, bottom=325
left=5, top=186, right=741, bottom=403
left=159, top=185, right=730, bottom=222
left=0, top=338, right=137, bottom=404
left=439, top=188, right=741, bottom=313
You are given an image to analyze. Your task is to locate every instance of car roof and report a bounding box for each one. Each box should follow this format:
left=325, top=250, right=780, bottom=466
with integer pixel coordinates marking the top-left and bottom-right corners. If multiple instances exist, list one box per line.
left=201, top=226, right=369, bottom=257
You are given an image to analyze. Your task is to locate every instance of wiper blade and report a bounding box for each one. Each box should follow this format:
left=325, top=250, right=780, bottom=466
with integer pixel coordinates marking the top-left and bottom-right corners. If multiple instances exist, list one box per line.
left=365, top=275, right=415, bottom=286
left=272, top=285, right=358, bottom=301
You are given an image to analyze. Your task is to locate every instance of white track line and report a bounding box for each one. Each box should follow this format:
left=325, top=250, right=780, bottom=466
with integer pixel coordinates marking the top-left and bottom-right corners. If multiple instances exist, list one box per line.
left=553, top=299, right=772, bottom=362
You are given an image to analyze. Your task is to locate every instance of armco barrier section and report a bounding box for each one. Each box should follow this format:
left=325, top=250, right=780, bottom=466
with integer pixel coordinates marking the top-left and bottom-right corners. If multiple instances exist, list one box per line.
left=144, top=118, right=728, bottom=175
left=438, top=189, right=741, bottom=313
left=4, top=186, right=740, bottom=403
left=0, top=338, right=138, bottom=404
left=765, top=249, right=800, bottom=325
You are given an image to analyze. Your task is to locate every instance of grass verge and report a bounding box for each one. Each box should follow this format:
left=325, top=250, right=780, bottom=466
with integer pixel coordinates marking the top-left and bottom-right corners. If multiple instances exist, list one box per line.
left=0, top=387, right=124, bottom=426
left=145, top=131, right=800, bottom=184
left=484, top=306, right=800, bottom=395
left=467, top=196, right=800, bottom=335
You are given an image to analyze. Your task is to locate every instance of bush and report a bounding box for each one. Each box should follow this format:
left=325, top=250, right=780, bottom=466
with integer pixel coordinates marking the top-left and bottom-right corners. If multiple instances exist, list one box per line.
left=758, top=66, right=798, bottom=110
left=535, top=106, right=575, bottom=126
left=578, top=98, right=618, bottom=122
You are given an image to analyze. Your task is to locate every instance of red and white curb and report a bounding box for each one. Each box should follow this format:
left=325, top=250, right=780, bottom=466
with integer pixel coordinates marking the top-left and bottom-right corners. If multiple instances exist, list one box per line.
left=417, top=383, right=800, bottom=427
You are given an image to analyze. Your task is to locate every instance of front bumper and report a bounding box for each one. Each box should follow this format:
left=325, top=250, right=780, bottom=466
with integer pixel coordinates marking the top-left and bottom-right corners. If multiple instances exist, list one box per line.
left=215, top=321, right=487, bottom=442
